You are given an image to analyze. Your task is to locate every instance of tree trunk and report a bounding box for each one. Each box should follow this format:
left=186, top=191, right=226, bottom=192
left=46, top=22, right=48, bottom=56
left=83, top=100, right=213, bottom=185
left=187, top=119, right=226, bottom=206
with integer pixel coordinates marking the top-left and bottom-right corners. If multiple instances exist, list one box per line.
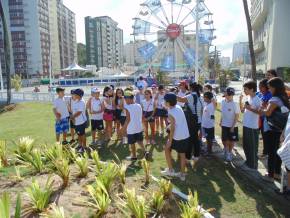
left=0, top=1, right=11, bottom=105
left=242, top=0, right=257, bottom=82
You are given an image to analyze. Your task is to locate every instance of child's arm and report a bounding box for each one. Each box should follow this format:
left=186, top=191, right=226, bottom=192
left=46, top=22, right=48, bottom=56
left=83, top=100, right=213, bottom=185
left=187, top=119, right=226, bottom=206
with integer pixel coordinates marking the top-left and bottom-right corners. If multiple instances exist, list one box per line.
left=53, top=108, right=61, bottom=120
left=87, top=98, right=93, bottom=114
left=239, top=95, right=245, bottom=113
left=167, top=115, right=175, bottom=148
left=231, top=113, right=239, bottom=132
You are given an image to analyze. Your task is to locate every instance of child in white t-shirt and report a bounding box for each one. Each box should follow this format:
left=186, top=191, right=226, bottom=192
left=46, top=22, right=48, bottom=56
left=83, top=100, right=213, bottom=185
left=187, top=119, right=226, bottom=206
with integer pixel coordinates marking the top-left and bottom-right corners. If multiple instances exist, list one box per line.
left=71, top=89, right=87, bottom=153
left=240, top=80, right=261, bottom=169
left=220, top=87, right=240, bottom=162
left=161, top=93, right=190, bottom=181
left=201, top=92, right=215, bottom=154
left=53, top=87, right=70, bottom=144
left=120, top=90, right=149, bottom=161
left=87, top=88, right=104, bottom=146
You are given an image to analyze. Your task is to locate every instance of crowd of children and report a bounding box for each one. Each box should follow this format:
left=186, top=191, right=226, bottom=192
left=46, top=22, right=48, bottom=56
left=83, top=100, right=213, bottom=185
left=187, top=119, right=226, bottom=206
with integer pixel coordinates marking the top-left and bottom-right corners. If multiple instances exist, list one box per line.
left=52, top=72, right=290, bottom=186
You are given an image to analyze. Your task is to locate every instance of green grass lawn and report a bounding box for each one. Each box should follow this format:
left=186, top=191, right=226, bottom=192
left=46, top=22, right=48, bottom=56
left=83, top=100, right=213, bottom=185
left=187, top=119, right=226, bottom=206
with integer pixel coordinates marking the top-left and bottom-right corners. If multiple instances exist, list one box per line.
left=0, top=102, right=289, bottom=218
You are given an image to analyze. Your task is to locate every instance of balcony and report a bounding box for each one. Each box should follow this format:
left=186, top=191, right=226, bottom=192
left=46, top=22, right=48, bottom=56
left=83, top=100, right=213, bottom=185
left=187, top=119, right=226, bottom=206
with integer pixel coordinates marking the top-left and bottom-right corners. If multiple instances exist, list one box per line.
left=251, top=0, right=270, bottom=29
left=254, top=41, right=265, bottom=54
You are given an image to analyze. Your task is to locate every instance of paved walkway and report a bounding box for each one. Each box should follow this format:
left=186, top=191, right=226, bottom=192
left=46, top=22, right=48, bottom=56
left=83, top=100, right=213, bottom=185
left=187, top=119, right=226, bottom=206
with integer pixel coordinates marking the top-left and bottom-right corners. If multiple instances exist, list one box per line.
left=211, top=136, right=288, bottom=203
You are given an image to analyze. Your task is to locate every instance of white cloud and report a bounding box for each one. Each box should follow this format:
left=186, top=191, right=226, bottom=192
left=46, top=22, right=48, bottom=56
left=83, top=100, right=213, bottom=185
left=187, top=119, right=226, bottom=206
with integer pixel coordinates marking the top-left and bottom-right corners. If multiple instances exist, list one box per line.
left=63, top=0, right=248, bottom=59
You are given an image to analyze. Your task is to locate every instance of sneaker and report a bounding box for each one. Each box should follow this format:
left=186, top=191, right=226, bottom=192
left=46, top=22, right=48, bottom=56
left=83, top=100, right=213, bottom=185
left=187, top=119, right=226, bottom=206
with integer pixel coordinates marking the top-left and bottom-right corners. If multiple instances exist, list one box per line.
left=161, top=168, right=177, bottom=177
left=76, top=146, right=85, bottom=154
left=145, top=140, right=150, bottom=145
left=192, top=156, right=199, bottom=161
left=62, top=140, right=69, bottom=145
left=176, top=172, right=186, bottom=181
left=126, top=156, right=138, bottom=161
left=143, top=151, right=150, bottom=160
left=261, top=174, right=274, bottom=183
left=226, top=152, right=232, bottom=162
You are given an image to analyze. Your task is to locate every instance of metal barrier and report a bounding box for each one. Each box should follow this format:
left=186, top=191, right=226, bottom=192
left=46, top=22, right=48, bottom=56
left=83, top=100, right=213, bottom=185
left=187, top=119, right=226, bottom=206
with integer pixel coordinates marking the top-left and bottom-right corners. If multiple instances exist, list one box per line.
left=0, top=91, right=91, bottom=103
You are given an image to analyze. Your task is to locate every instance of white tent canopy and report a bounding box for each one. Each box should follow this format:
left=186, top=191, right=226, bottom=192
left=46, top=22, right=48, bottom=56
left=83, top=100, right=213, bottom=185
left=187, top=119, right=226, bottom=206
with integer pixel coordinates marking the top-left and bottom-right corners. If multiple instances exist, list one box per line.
left=110, top=72, right=129, bottom=78
left=62, top=62, right=87, bottom=72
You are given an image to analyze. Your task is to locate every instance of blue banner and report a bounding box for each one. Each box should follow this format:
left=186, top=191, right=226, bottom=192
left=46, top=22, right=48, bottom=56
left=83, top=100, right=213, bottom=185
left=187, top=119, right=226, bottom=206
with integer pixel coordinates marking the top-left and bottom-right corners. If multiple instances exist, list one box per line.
left=133, top=19, right=151, bottom=35
left=183, top=48, right=195, bottom=67
left=199, top=29, right=213, bottom=44
left=160, top=55, right=175, bottom=71
left=138, top=43, right=157, bottom=60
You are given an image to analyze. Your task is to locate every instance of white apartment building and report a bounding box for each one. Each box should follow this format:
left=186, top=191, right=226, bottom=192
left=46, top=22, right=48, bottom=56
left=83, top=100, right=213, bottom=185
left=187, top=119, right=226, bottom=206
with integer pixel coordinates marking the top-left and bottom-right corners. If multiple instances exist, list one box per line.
left=232, top=42, right=250, bottom=65
left=124, top=40, right=148, bottom=66
left=251, top=0, right=290, bottom=73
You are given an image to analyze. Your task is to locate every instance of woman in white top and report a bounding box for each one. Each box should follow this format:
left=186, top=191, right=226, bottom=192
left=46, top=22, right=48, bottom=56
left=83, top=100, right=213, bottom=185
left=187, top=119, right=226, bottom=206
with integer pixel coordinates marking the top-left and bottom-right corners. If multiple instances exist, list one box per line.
left=87, top=88, right=104, bottom=146
left=102, top=86, right=114, bottom=141
left=114, top=88, right=126, bottom=139
left=142, top=89, right=156, bottom=145
left=154, top=85, right=167, bottom=135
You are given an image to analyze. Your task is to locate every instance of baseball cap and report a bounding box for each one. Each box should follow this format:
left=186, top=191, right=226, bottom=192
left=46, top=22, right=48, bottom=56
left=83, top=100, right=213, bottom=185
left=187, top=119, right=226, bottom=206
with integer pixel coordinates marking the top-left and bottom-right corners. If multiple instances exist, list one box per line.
left=124, top=90, right=134, bottom=99
left=56, top=87, right=65, bottom=93
left=223, top=87, right=235, bottom=96
left=91, top=87, right=100, bottom=93
left=73, top=88, right=84, bottom=97
left=151, top=84, right=157, bottom=88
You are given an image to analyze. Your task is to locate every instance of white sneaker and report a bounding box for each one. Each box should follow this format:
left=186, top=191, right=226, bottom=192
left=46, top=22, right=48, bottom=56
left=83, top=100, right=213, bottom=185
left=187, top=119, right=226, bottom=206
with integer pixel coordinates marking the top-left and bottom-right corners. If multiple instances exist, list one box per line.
left=161, top=168, right=177, bottom=177
left=226, top=152, right=232, bottom=162
left=192, top=156, right=199, bottom=161
left=176, top=172, right=186, bottom=181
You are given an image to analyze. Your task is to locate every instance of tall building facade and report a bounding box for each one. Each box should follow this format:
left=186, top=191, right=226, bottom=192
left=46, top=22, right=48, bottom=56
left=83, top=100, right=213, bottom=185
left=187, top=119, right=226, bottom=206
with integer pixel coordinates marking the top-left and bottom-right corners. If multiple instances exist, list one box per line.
left=220, top=56, right=231, bottom=69
left=232, top=42, right=250, bottom=65
left=124, top=40, right=148, bottom=66
left=251, top=0, right=290, bottom=73
left=85, top=16, right=124, bottom=69
left=57, top=1, right=77, bottom=70
left=0, top=0, right=77, bottom=78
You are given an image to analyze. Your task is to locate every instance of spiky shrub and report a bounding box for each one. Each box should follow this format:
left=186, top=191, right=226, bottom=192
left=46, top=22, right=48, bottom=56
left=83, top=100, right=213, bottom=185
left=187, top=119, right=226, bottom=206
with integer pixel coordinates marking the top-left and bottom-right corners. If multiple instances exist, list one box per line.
left=0, top=192, right=21, bottom=218
left=159, top=179, right=173, bottom=199
left=91, top=150, right=103, bottom=173
left=43, top=143, right=65, bottom=165
left=118, top=188, right=149, bottom=218
left=86, top=178, right=111, bottom=217
left=118, top=163, right=127, bottom=185
left=14, top=137, right=34, bottom=162
left=179, top=190, right=210, bottom=218
left=13, top=166, right=24, bottom=182
left=98, top=162, right=119, bottom=192
left=24, top=177, right=54, bottom=214
left=49, top=158, right=70, bottom=188
left=26, top=149, right=45, bottom=173
left=75, top=153, right=89, bottom=178
left=0, top=140, right=8, bottom=167
left=150, top=191, right=165, bottom=215
left=41, top=203, right=65, bottom=218
left=141, top=159, right=150, bottom=184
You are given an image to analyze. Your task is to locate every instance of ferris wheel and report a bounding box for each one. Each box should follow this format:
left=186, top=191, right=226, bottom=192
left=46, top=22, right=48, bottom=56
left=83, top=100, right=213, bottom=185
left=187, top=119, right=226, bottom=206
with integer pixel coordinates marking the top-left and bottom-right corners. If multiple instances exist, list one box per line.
left=132, top=0, right=215, bottom=81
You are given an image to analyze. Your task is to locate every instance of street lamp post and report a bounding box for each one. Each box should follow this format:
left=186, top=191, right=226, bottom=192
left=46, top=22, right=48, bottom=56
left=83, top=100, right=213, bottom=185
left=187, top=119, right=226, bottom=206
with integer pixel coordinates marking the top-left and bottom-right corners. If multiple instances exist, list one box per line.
left=195, top=0, right=200, bottom=82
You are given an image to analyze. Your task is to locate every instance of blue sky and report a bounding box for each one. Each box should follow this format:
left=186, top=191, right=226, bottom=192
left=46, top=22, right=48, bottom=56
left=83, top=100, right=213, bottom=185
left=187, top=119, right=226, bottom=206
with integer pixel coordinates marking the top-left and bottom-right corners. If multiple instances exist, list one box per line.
left=63, top=0, right=248, bottom=59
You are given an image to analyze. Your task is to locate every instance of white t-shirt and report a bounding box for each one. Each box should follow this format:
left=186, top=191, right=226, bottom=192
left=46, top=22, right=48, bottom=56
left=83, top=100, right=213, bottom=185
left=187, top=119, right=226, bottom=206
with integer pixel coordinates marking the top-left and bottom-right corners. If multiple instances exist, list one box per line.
left=243, top=95, right=261, bottom=129
left=125, top=103, right=143, bottom=134
left=221, top=100, right=240, bottom=127
left=156, top=93, right=165, bottom=109
left=177, top=90, right=187, bottom=107
left=142, top=99, right=154, bottom=112
left=90, top=98, right=103, bottom=120
left=72, top=99, right=87, bottom=126
left=202, top=102, right=215, bottom=128
left=168, top=105, right=190, bottom=140
left=53, top=97, right=69, bottom=119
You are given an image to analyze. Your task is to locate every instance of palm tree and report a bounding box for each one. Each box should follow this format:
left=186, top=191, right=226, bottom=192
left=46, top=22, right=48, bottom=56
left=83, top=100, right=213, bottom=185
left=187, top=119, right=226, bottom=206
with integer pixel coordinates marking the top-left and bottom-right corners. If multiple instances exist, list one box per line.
left=0, top=0, right=11, bottom=105
left=242, top=0, right=257, bottom=82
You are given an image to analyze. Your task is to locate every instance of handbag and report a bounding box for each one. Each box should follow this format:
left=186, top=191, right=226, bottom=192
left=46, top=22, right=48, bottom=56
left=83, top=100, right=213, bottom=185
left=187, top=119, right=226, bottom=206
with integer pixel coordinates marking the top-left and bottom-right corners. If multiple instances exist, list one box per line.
left=267, top=109, right=289, bottom=132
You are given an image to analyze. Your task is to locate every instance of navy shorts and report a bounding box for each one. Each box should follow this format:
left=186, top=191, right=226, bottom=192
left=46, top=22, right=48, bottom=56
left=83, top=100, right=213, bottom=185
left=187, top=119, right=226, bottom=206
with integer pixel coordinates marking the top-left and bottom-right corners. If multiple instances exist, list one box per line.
left=222, top=126, right=239, bottom=141
left=115, top=109, right=122, bottom=121
left=202, top=127, right=215, bottom=141
left=171, top=138, right=189, bottom=153
left=55, top=118, right=69, bottom=135
left=120, top=116, right=126, bottom=126
left=75, top=122, right=86, bottom=136
left=91, top=120, right=104, bottom=131
left=155, top=108, right=168, bottom=117
left=127, top=132, right=143, bottom=144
